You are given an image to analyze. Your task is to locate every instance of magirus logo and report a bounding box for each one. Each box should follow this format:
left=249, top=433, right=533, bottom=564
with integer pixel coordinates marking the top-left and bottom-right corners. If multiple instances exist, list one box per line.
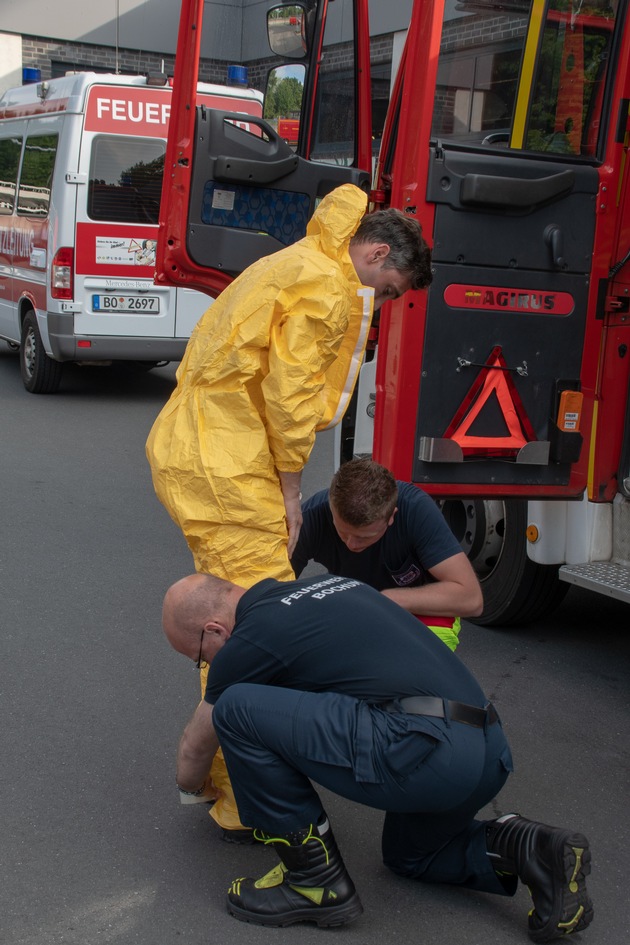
left=444, top=284, right=574, bottom=315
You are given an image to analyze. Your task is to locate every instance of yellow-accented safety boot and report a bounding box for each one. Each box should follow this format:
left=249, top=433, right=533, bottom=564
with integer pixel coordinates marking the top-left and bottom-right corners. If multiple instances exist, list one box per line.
left=486, top=814, right=593, bottom=942
left=227, top=815, right=363, bottom=927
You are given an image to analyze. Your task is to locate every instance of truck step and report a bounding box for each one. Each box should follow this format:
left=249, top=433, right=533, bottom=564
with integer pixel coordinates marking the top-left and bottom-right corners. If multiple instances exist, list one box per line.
left=558, top=561, right=630, bottom=603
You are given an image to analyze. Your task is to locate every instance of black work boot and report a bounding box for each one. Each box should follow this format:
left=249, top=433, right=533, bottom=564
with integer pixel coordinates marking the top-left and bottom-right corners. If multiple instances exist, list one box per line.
left=486, top=814, right=593, bottom=942
left=221, top=827, right=256, bottom=845
left=227, top=815, right=363, bottom=927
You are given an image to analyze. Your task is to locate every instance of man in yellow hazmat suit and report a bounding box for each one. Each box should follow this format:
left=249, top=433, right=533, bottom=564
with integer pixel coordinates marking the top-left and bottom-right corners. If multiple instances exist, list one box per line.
left=146, top=183, right=432, bottom=836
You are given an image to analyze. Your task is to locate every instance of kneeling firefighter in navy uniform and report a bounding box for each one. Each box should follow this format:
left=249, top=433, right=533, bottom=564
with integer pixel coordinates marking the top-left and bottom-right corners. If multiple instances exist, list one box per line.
left=162, top=573, right=593, bottom=943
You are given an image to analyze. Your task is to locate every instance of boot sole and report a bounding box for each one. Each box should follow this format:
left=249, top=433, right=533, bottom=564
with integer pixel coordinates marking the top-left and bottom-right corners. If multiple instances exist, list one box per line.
left=528, top=831, right=593, bottom=943
left=227, top=893, right=364, bottom=928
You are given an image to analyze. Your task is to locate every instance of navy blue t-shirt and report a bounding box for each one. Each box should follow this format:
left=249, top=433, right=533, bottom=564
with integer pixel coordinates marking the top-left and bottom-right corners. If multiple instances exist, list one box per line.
left=204, top=576, right=486, bottom=707
left=290, top=482, right=462, bottom=589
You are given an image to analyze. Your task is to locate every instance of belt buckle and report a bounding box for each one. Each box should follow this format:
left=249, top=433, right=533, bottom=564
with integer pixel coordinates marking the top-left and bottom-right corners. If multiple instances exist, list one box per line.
left=485, top=702, right=499, bottom=725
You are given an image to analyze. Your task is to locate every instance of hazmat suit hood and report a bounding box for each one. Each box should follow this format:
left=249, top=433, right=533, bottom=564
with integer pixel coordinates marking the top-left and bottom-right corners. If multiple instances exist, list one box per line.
left=298, top=184, right=373, bottom=429
left=303, top=184, right=367, bottom=284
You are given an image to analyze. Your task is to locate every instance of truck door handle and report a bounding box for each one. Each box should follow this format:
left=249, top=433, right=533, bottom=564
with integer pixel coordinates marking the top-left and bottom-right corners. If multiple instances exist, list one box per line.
left=204, top=112, right=299, bottom=186
left=214, top=152, right=299, bottom=185
left=544, top=224, right=567, bottom=270
left=460, top=169, right=575, bottom=210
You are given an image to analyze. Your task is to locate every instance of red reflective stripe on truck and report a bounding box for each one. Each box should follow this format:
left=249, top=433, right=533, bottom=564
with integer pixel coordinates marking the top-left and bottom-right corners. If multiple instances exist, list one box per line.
left=0, top=98, right=70, bottom=119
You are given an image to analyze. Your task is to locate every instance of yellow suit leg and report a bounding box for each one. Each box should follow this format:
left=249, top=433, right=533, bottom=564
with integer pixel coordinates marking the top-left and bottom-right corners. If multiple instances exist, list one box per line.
left=191, top=488, right=296, bottom=831
left=198, top=661, right=247, bottom=829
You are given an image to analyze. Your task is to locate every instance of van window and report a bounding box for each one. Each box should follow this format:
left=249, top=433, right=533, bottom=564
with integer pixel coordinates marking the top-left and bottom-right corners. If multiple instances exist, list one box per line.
left=17, top=133, right=58, bottom=216
left=88, top=136, right=165, bottom=224
left=0, top=136, right=22, bottom=215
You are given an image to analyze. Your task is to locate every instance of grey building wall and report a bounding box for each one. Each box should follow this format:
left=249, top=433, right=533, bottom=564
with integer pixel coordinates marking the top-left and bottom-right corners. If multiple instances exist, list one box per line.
left=0, top=0, right=412, bottom=59
left=1, top=0, right=410, bottom=95
left=0, top=31, right=22, bottom=89
left=1, top=0, right=187, bottom=58
left=369, top=0, right=413, bottom=39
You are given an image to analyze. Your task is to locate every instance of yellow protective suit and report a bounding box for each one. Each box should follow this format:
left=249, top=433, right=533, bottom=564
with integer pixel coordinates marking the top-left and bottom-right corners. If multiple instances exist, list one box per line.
left=146, top=183, right=374, bottom=829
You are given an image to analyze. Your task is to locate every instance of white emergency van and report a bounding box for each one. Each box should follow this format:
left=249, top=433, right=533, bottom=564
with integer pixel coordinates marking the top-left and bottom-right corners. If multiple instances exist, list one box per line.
left=0, top=72, right=263, bottom=392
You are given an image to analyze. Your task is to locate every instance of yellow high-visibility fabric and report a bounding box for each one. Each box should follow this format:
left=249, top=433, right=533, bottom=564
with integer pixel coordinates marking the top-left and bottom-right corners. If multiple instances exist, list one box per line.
left=424, top=617, right=462, bottom=652
left=147, top=184, right=373, bottom=827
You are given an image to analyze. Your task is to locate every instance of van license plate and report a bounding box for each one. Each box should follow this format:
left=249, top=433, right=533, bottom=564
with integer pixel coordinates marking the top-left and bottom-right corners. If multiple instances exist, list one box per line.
left=92, top=294, right=160, bottom=313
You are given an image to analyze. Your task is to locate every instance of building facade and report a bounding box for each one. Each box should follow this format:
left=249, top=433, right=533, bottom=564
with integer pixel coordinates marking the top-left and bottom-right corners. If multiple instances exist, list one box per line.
left=0, top=1, right=412, bottom=96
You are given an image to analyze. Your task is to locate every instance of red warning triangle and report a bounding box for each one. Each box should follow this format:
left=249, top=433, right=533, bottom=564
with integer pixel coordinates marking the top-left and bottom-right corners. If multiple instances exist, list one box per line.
left=443, top=347, right=536, bottom=457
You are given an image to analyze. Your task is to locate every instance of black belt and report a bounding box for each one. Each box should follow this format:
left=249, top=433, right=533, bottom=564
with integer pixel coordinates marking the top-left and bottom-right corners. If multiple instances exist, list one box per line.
left=381, top=696, right=499, bottom=728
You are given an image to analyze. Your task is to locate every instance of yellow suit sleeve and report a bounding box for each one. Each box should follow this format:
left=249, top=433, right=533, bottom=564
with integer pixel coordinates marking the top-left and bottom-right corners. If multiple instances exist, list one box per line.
left=261, top=281, right=351, bottom=471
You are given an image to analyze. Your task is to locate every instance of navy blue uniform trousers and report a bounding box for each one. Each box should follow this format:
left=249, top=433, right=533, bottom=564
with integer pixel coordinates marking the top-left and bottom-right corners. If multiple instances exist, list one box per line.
left=213, top=683, right=514, bottom=895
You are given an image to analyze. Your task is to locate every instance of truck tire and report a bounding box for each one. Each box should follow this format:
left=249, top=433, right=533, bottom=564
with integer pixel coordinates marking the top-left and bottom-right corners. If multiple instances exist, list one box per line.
left=439, top=497, right=569, bottom=627
left=20, top=312, right=64, bottom=394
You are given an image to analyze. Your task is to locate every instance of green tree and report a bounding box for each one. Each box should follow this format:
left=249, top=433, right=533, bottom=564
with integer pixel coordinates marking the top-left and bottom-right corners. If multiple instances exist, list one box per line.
left=265, top=75, right=303, bottom=118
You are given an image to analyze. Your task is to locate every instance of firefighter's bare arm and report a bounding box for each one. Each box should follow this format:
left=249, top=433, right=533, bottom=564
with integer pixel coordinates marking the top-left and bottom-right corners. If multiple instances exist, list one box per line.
left=176, top=700, right=220, bottom=794
left=381, top=551, right=483, bottom=618
left=279, top=470, right=304, bottom=557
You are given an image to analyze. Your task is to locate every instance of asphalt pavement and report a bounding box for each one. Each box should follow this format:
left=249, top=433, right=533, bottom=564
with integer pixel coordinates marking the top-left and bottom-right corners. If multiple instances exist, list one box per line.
left=1, top=348, right=628, bottom=945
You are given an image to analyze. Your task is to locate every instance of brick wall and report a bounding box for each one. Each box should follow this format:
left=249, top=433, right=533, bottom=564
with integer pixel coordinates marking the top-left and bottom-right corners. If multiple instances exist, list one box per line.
left=20, top=31, right=395, bottom=93
left=20, top=35, right=230, bottom=86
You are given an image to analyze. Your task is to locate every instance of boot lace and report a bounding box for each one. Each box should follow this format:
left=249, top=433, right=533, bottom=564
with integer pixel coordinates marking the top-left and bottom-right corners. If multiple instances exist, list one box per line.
left=253, top=824, right=330, bottom=864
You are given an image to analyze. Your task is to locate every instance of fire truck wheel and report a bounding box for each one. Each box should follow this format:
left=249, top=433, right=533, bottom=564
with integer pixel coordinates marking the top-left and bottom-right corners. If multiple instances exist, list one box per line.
left=20, top=311, right=63, bottom=395
left=439, top=497, right=569, bottom=627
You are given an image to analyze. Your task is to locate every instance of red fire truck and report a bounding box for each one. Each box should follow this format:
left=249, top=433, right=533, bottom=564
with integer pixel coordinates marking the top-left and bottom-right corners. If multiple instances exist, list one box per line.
left=157, top=0, right=630, bottom=625
left=277, top=117, right=300, bottom=147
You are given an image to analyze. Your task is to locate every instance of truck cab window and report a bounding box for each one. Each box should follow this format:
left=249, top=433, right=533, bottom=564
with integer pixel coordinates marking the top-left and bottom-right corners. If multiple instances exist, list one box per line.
left=431, top=0, right=620, bottom=159
left=308, top=0, right=358, bottom=167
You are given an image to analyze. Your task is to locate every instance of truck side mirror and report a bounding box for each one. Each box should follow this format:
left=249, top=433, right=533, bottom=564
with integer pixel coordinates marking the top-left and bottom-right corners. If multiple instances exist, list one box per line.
left=267, top=4, right=308, bottom=59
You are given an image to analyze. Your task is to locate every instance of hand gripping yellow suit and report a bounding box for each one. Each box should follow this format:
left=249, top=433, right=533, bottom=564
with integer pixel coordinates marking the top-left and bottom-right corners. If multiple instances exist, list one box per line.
left=146, top=184, right=374, bottom=830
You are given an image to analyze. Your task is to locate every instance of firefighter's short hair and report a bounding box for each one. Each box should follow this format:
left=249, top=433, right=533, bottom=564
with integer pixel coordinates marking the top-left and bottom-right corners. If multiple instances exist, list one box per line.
left=351, top=208, right=432, bottom=290
left=329, top=458, right=398, bottom=527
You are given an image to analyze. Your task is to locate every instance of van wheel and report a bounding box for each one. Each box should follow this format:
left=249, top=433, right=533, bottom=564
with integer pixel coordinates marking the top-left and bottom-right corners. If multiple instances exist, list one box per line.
left=20, top=312, right=63, bottom=394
